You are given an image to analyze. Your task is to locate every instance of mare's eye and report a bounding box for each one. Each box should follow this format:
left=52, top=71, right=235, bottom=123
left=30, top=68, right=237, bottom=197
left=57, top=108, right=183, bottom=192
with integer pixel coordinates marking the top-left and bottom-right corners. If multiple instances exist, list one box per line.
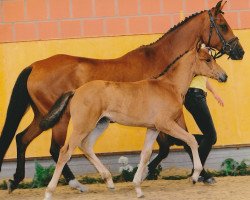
left=206, top=58, right=211, bottom=63
left=220, top=24, right=228, bottom=32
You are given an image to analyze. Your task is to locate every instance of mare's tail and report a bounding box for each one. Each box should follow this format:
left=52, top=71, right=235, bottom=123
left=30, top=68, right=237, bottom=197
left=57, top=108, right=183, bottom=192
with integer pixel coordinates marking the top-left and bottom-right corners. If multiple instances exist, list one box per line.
left=39, top=91, right=75, bottom=131
left=0, top=67, right=32, bottom=170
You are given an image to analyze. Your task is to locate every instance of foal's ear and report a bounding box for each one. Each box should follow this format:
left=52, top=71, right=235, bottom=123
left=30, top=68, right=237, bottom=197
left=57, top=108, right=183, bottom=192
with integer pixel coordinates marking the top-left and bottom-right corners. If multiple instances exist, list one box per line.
left=196, top=41, right=203, bottom=52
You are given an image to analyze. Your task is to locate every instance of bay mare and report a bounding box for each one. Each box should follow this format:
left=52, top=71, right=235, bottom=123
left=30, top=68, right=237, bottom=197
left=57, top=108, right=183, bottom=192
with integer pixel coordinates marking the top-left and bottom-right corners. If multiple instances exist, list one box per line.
left=0, top=1, right=244, bottom=192
left=41, top=46, right=227, bottom=199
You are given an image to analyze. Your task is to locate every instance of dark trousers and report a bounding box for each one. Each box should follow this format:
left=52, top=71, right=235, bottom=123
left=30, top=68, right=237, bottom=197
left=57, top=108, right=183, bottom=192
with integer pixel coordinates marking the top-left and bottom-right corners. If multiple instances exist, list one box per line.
left=184, top=88, right=217, bottom=171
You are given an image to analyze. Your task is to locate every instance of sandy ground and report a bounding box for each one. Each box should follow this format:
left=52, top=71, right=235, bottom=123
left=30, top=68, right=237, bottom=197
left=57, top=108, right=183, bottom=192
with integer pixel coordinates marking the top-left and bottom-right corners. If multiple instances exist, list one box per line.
left=1, top=176, right=250, bottom=200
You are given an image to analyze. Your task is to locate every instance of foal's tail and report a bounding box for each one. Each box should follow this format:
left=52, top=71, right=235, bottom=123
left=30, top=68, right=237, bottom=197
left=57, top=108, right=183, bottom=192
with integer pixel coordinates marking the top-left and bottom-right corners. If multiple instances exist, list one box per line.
left=39, top=91, right=75, bottom=131
left=0, top=66, right=32, bottom=171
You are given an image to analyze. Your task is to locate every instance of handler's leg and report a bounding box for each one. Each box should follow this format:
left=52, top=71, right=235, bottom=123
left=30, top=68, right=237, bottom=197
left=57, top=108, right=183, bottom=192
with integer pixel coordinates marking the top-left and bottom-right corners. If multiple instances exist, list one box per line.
left=184, top=91, right=217, bottom=183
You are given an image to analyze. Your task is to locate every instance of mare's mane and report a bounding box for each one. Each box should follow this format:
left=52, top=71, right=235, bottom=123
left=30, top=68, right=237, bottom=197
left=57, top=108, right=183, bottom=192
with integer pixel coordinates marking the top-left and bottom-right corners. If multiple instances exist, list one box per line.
left=143, top=10, right=206, bottom=48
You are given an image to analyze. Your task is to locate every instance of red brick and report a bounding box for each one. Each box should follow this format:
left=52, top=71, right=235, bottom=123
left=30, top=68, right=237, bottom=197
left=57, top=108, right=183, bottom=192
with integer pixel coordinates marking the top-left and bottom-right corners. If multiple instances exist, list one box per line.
left=83, top=19, right=104, bottom=37
left=151, top=15, right=171, bottom=33
left=185, top=0, right=206, bottom=13
left=239, top=11, right=250, bottom=29
left=140, top=0, right=161, bottom=14
left=38, top=21, right=59, bottom=40
left=224, top=11, right=239, bottom=29
left=72, top=0, right=93, bottom=18
left=128, top=16, right=149, bottom=35
left=229, top=0, right=249, bottom=10
left=0, top=24, right=13, bottom=42
left=26, top=0, right=48, bottom=20
left=60, top=20, right=82, bottom=38
left=207, top=0, right=230, bottom=11
left=105, top=18, right=127, bottom=36
left=163, top=0, right=183, bottom=13
left=95, top=0, right=115, bottom=17
left=118, top=0, right=138, bottom=16
left=49, top=0, right=70, bottom=19
left=2, top=0, right=25, bottom=22
left=14, top=22, right=37, bottom=41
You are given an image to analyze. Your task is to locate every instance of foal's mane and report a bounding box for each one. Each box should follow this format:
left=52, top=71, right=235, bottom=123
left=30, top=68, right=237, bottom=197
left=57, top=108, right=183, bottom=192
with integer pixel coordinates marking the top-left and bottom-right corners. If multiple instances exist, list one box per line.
left=153, top=50, right=189, bottom=79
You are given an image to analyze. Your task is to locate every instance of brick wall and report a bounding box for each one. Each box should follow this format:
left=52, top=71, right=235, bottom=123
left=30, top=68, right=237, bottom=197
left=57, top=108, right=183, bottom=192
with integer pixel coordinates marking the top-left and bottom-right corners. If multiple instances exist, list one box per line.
left=0, top=0, right=250, bottom=43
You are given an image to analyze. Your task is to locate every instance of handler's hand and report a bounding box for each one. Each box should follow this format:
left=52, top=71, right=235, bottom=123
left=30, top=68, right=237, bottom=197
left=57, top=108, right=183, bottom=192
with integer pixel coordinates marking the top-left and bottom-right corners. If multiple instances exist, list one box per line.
left=214, top=94, right=224, bottom=107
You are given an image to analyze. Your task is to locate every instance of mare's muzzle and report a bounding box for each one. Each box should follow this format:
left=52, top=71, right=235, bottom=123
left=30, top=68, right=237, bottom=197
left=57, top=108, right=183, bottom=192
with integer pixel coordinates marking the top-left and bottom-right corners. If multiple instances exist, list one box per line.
left=224, top=38, right=245, bottom=60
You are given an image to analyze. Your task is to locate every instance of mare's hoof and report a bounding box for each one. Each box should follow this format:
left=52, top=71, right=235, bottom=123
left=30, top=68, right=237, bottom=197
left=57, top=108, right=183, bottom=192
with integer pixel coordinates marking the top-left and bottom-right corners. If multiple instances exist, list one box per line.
left=192, top=180, right=196, bottom=185
left=198, top=176, right=216, bottom=185
left=7, top=179, right=17, bottom=193
left=203, top=177, right=216, bottom=185
left=137, top=194, right=145, bottom=198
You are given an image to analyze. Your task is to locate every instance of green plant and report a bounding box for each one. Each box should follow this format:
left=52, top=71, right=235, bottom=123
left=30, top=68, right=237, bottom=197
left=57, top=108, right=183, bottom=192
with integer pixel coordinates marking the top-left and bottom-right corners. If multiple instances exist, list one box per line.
left=220, top=158, right=249, bottom=176
left=32, top=161, right=55, bottom=188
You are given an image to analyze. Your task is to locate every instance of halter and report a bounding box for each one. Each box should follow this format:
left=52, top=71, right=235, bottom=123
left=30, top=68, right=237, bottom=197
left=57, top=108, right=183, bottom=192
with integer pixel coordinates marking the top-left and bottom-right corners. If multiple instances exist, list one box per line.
left=207, top=10, right=239, bottom=59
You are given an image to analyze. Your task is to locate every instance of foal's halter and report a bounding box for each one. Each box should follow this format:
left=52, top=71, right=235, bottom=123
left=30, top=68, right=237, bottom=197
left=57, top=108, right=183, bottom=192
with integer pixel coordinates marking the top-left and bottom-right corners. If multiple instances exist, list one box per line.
left=207, top=10, right=239, bottom=59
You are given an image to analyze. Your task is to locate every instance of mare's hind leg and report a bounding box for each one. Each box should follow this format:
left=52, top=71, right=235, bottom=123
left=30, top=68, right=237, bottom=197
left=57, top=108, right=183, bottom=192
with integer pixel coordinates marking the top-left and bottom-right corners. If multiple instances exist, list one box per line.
left=133, top=129, right=159, bottom=198
left=156, top=121, right=202, bottom=183
left=80, top=118, right=114, bottom=189
left=50, top=114, right=87, bottom=192
left=8, top=114, right=43, bottom=193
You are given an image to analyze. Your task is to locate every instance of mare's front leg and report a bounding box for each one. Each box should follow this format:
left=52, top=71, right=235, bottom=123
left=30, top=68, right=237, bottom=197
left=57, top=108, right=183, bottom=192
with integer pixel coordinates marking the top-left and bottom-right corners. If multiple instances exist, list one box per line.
left=133, top=129, right=159, bottom=198
left=50, top=114, right=87, bottom=192
left=156, top=121, right=202, bottom=183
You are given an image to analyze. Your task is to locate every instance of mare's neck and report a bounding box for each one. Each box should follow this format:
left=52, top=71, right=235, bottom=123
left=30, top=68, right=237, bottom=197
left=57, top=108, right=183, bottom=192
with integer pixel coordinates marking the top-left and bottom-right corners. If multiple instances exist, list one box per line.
left=151, top=12, right=206, bottom=70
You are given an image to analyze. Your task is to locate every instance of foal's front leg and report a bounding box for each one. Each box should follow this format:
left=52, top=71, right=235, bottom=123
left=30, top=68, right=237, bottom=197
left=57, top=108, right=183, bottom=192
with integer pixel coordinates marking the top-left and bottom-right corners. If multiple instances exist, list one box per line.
left=156, top=121, right=202, bottom=183
left=133, top=129, right=159, bottom=198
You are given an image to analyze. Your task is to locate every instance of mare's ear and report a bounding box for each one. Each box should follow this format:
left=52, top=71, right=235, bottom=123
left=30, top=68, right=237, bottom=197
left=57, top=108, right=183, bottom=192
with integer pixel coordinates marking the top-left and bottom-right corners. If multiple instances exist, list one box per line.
left=215, top=0, right=227, bottom=16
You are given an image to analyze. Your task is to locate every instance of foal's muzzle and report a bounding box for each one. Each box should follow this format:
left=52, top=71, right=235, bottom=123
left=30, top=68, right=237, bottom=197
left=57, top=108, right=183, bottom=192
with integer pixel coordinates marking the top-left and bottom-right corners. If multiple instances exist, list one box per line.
left=219, top=73, right=228, bottom=82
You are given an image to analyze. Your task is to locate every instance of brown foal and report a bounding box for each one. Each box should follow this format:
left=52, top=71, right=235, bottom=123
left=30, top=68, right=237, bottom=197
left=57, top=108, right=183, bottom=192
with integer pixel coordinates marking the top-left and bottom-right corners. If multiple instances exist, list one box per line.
left=42, top=45, right=227, bottom=199
left=0, top=1, right=244, bottom=193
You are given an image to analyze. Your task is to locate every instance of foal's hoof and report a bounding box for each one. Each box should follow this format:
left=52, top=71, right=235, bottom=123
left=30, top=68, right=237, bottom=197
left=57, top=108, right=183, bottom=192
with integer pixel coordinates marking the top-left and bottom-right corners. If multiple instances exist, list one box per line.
left=7, top=179, right=17, bottom=194
left=69, top=179, right=88, bottom=192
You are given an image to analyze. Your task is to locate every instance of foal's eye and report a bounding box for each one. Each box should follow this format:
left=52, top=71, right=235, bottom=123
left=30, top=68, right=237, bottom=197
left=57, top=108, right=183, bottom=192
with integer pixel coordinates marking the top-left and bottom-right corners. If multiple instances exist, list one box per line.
left=219, top=24, right=228, bottom=32
left=206, top=58, right=211, bottom=63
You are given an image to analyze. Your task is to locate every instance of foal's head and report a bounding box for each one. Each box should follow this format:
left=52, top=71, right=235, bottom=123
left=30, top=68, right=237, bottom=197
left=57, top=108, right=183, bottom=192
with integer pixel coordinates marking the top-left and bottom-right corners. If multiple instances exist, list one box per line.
left=201, top=0, right=244, bottom=60
left=193, top=44, right=227, bottom=83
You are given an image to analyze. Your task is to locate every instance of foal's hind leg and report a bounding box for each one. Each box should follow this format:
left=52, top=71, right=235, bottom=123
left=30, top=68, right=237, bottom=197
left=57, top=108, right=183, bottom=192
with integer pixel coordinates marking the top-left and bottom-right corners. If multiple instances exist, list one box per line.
left=133, top=129, right=159, bottom=198
left=50, top=114, right=87, bottom=192
left=148, top=112, right=187, bottom=176
left=156, top=121, right=202, bottom=183
left=44, top=131, right=86, bottom=200
left=8, top=114, right=43, bottom=193
left=81, top=118, right=114, bottom=189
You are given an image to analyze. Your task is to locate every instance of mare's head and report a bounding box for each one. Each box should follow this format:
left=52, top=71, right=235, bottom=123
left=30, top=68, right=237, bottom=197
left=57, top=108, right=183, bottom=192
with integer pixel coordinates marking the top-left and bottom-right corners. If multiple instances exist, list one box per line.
left=201, top=0, right=244, bottom=60
left=193, top=43, right=227, bottom=83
